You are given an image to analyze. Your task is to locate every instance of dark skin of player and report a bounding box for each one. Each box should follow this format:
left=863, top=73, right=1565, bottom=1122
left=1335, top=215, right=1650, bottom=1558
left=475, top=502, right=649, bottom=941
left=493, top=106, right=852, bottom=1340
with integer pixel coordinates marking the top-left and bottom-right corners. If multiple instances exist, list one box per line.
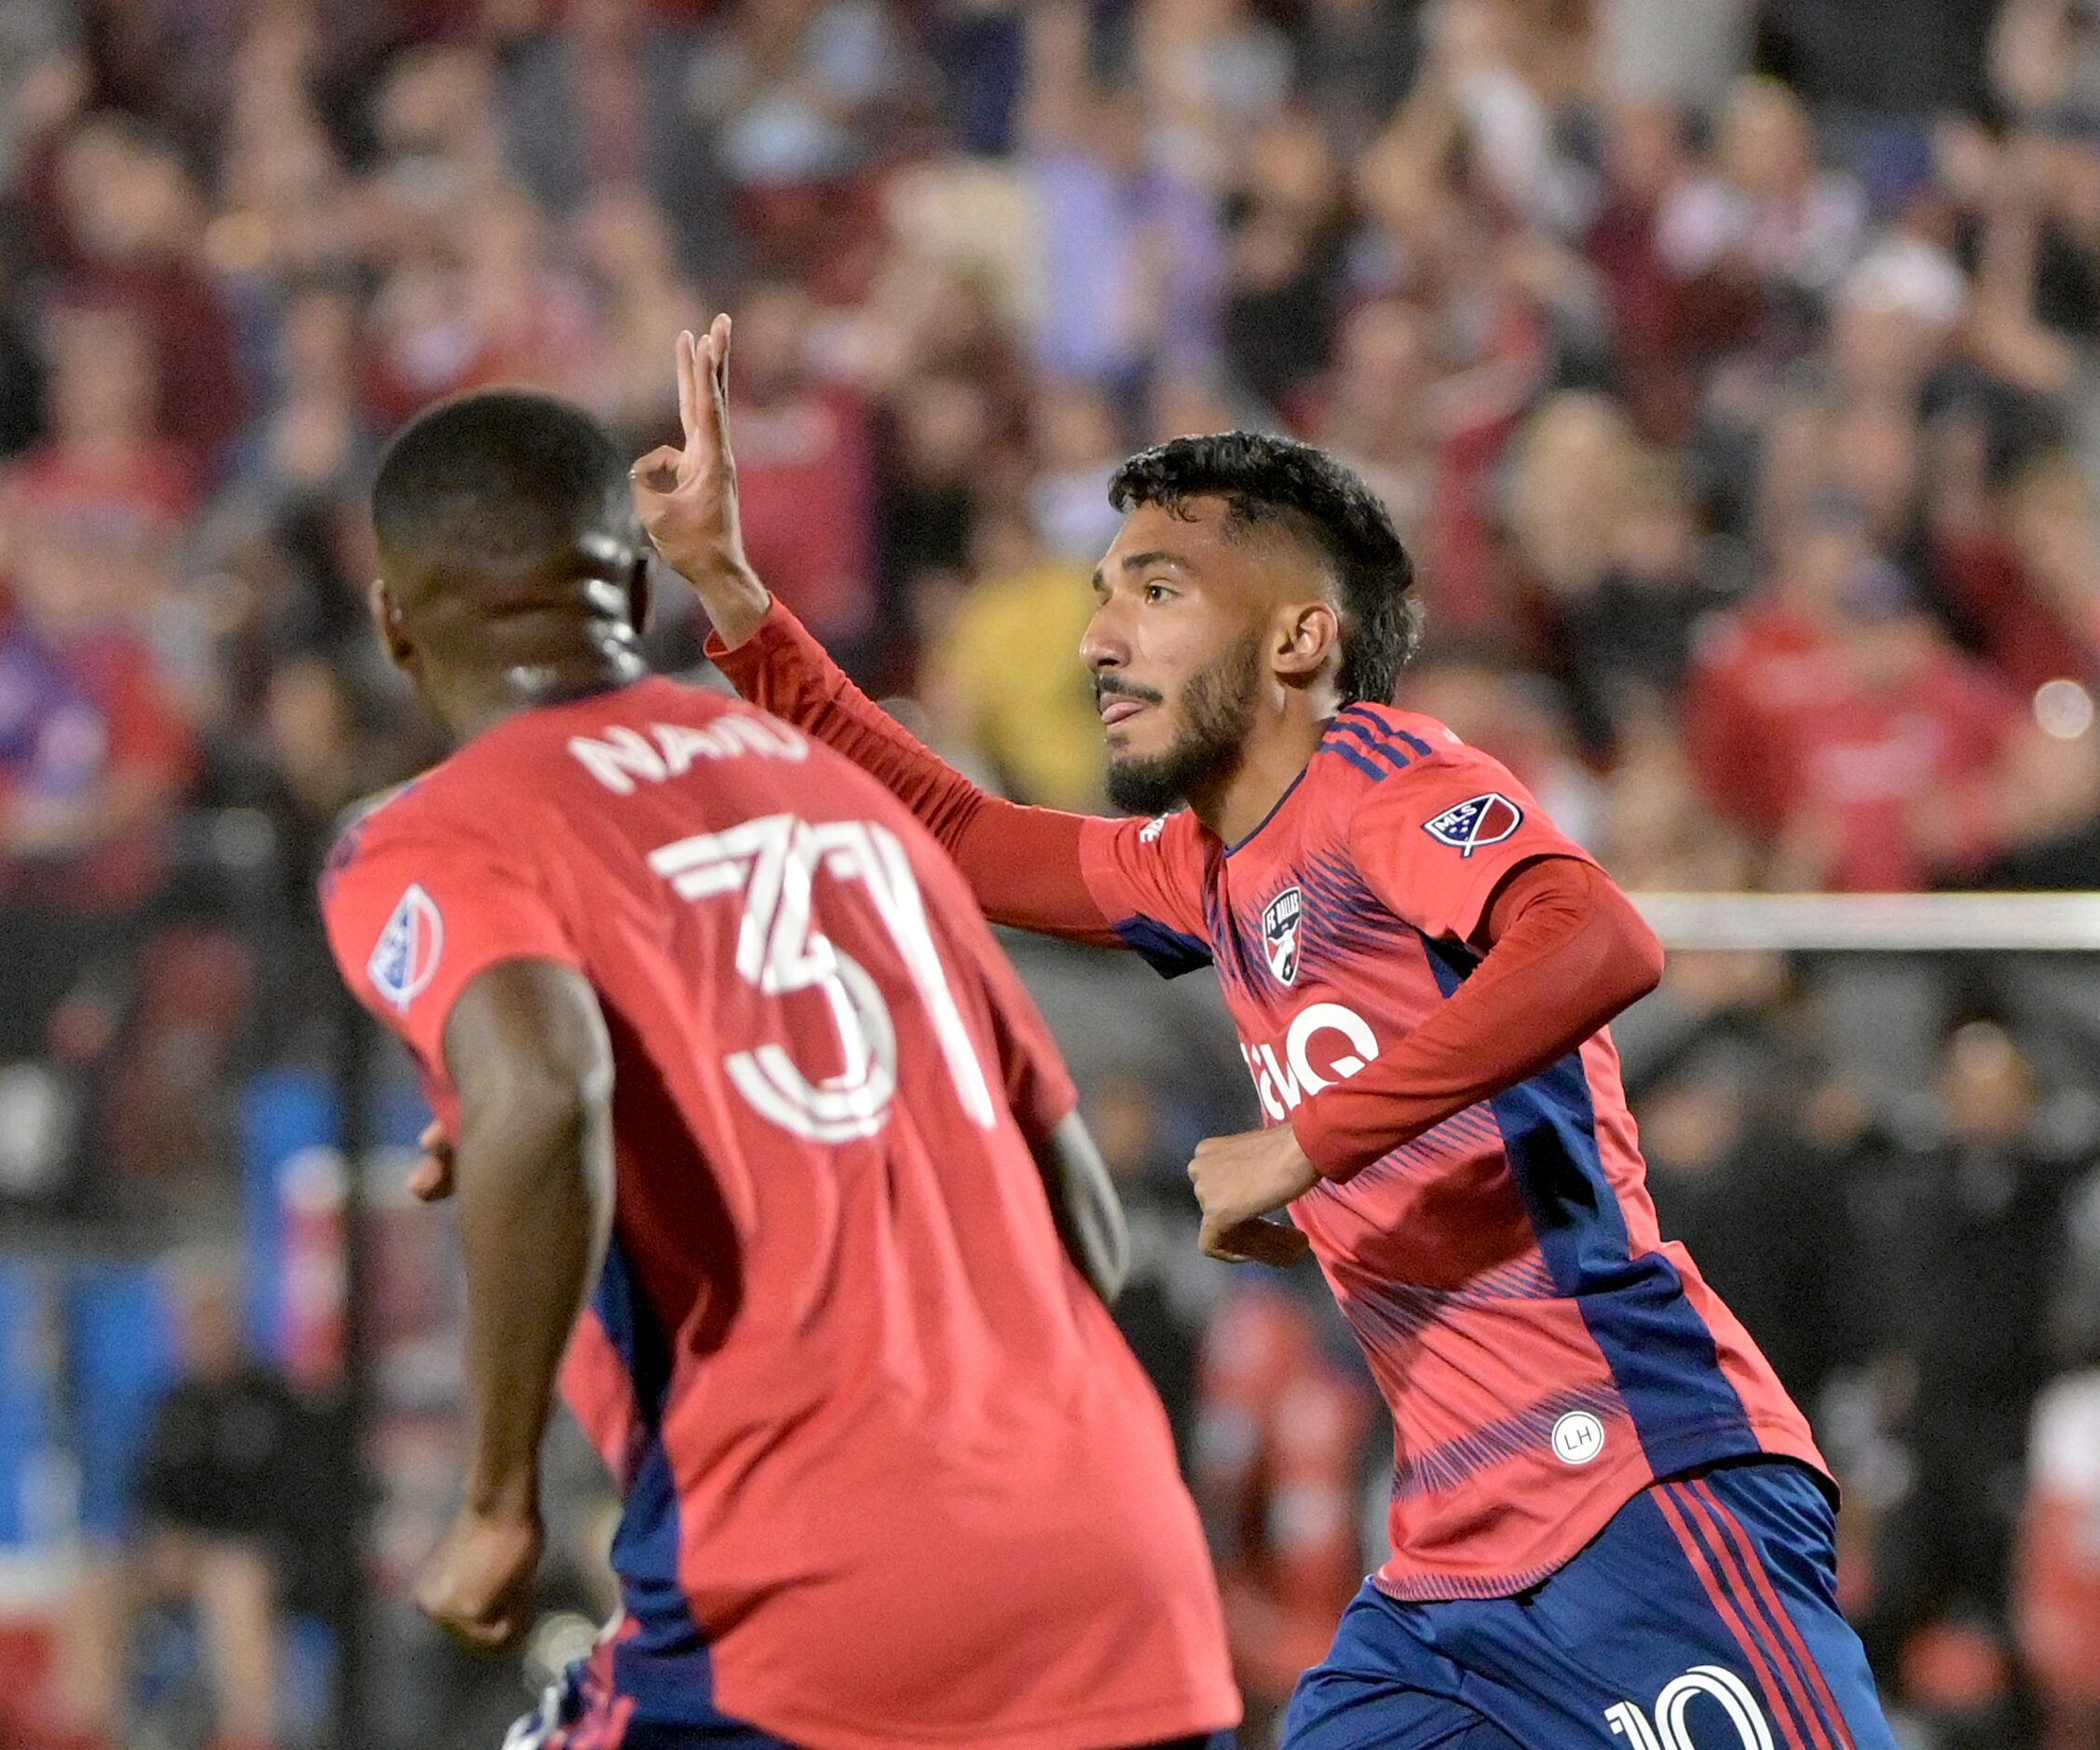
left=369, top=478, right=648, bottom=1649
left=372, top=459, right=1128, bottom=1647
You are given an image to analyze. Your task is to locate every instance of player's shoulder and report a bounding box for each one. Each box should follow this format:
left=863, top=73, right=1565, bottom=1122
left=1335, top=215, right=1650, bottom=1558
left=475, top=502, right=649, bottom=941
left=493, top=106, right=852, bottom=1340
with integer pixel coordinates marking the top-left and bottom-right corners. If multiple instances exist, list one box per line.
left=1314, top=704, right=1544, bottom=851
left=1316, top=704, right=1507, bottom=794
left=316, top=729, right=545, bottom=897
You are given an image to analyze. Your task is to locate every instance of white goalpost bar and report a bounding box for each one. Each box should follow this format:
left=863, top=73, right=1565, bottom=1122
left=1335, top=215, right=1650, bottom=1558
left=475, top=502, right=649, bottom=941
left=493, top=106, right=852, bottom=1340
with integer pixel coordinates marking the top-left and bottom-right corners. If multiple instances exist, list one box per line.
left=1633, top=893, right=2100, bottom=953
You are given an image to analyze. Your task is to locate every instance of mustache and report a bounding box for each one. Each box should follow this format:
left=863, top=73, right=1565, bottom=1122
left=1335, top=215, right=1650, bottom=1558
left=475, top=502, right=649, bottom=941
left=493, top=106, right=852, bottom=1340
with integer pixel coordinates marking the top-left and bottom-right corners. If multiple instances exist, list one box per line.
left=1093, top=677, right=1166, bottom=708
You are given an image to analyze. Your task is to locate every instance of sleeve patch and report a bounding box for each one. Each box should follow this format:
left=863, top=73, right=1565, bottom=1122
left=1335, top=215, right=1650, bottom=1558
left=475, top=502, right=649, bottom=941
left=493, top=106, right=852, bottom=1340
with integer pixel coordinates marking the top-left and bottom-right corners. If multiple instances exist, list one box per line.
left=369, top=882, right=444, bottom=1010
left=1422, top=793, right=1525, bottom=858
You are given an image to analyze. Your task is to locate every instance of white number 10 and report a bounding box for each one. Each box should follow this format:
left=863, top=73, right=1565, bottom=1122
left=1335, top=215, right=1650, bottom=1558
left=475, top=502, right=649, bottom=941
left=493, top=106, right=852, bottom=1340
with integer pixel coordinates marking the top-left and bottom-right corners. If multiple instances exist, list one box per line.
left=1605, top=1666, right=1775, bottom=1750
left=648, top=815, right=996, bottom=1143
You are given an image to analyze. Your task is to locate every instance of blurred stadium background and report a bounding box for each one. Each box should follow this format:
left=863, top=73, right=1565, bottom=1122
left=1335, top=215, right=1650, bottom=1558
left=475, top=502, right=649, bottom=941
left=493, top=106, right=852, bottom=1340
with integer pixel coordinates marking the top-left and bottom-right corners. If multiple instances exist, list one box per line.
left=3, top=0, right=2100, bottom=1746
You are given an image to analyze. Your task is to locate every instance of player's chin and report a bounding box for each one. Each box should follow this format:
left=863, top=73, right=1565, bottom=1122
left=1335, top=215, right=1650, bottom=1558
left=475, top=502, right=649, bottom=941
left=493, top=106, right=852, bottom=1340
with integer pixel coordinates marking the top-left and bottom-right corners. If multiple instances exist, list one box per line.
left=1103, top=717, right=1169, bottom=763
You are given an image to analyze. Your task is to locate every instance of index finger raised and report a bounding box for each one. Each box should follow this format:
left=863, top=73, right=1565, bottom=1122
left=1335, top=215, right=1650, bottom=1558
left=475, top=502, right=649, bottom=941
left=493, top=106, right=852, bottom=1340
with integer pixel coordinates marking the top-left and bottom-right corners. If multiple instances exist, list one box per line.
left=675, top=329, right=701, bottom=457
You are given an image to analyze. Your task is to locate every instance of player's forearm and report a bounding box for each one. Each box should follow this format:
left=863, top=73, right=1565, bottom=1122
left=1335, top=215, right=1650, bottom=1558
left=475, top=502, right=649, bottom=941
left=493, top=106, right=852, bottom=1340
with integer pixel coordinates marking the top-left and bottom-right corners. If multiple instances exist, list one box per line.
left=1292, top=858, right=1664, bottom=1183
left=709, top=601, right=1119, bottom=942
left=1031, top=1111, right=1130, bottom=1304
left=443, top=965, right=618, bottom=1519
left=454, top=1076, right=615, bottom=1515
left=683, top=555, right=772, bottom=650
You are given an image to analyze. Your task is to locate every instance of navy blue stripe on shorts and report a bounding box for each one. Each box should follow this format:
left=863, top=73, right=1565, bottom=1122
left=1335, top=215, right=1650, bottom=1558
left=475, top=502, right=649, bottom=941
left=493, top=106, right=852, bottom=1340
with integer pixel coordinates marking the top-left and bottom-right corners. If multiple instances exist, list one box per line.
left=1282, top=1459, right=1897, bottom=1750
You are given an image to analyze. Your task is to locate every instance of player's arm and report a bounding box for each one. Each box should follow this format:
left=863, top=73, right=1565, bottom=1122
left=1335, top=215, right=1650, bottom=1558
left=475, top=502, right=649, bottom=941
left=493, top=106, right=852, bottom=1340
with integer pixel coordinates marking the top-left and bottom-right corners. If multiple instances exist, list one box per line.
left=319, top=825, right=607, bottom=1648
left=412, top=959, right=615, bottom=1647
left=1033, top=1112, right=1130, bottom=1304
left=1289, top=855, right=1662, bottom=1182
left=632, top=320, right=1120, bottom=948
left=1188, top=855, right=1662, bottom=1242
left=1188, top=753, right=1665, bottom=1250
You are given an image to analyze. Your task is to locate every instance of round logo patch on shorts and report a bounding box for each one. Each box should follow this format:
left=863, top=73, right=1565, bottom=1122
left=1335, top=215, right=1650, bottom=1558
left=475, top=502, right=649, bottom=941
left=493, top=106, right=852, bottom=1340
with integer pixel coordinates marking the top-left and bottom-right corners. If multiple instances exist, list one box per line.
left=1551, top=1410, right=1606, bottom=1466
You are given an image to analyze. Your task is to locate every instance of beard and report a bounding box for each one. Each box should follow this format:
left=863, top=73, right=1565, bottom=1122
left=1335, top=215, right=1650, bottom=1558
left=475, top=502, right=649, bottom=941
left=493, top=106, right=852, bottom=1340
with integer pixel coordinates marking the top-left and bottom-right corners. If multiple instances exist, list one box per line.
left=1103, top=630, right=1265, bottom=817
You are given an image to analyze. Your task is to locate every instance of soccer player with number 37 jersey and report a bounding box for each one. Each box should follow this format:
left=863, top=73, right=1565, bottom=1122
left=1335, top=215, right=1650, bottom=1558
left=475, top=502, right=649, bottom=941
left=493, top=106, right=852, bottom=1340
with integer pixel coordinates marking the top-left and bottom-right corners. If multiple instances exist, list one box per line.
left=320, top=390, right=1239, bottom=1749
left=641, top=317, right=1903, bottom=1750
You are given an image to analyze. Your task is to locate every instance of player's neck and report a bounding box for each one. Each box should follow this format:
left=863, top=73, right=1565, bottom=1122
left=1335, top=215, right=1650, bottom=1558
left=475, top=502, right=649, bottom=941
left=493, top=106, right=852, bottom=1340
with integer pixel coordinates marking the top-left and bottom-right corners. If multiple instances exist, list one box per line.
left=432, top=648, right=649, bottom=745
left=1190, top=707, right=1330, bottom=848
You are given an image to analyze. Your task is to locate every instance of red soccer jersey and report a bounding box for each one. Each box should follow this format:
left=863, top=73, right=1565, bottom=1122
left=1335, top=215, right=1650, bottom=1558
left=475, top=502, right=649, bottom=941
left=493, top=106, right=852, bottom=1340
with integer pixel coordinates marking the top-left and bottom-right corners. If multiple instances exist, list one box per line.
left=1072, top=704, right=1827, bottom=1600
left=319, top=677, right=1236, bottom=1750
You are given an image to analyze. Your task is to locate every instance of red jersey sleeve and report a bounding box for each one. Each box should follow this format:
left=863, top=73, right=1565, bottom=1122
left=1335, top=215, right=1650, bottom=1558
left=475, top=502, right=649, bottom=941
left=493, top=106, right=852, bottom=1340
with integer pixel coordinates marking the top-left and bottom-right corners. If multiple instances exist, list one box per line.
left=1077, top=809, right=1216, bottom=978
left=1345, top=736, right=1599, bottom=944
left=319, top=801, right=582, bottom=1114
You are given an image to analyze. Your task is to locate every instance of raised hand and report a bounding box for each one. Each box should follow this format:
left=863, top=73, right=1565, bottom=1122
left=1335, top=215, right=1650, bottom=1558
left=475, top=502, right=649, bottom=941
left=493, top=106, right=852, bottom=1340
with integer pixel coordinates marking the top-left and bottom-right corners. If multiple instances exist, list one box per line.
left=632, top=317, right=770, bottom=648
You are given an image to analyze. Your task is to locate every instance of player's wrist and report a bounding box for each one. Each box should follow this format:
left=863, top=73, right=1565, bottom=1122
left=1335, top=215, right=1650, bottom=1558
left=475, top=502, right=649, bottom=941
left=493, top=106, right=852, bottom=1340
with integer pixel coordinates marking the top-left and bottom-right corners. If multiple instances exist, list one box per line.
left=464, top=1459, right=540, bottom=1522
left=692, top=558, right=770, bottom=649
left=1289, top=1102, right=1364, bottom=1184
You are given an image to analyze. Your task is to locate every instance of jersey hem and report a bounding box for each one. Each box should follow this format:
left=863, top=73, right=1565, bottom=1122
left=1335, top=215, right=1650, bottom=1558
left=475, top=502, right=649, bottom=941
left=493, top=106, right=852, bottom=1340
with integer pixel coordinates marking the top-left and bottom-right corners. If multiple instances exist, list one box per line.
left=1370, top=1426, right=1830, bottom=1603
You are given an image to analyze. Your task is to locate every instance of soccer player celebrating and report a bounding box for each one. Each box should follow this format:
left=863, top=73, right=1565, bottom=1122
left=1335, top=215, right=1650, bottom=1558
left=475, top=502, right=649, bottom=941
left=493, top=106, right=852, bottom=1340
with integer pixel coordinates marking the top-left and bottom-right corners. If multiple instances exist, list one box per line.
left=320, top=390, right=1239, bottom=1750
left=639, top=320, right=1902, bottom=1750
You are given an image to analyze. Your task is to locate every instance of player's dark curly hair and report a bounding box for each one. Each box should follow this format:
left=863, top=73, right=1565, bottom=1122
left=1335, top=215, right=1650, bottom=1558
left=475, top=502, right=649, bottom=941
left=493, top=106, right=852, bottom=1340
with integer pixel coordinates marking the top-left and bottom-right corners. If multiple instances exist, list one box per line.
left=1108, top=431, right=1423, bottom=707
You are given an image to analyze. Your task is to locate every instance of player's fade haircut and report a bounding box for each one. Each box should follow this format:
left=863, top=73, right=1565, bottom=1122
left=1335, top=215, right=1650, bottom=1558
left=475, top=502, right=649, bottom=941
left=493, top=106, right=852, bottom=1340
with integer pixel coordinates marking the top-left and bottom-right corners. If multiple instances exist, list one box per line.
left=1108, top=432, right=1423, bottom=707
left=372, top=390, right=634, bottom=586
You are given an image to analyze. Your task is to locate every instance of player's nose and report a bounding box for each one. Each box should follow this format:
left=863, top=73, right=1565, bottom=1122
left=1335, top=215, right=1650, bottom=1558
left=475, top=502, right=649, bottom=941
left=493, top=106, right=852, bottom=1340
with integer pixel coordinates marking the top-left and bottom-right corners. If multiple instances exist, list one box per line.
left=1080, top=601, right=1129, bottom=674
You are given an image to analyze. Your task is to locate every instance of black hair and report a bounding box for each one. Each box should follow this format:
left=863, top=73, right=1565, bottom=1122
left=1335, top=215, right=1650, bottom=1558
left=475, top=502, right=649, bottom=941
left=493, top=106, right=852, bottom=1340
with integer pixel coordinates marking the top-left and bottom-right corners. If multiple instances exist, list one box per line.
left=1108, top=431, right=1422, bottom=706
left=371, top=390, right=633, bottom=586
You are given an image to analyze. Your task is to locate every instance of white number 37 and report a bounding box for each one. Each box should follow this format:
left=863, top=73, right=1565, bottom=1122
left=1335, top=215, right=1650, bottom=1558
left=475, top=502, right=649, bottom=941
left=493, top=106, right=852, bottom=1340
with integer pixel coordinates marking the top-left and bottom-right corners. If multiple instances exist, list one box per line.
left=649, top=815, right=996, bottom=1143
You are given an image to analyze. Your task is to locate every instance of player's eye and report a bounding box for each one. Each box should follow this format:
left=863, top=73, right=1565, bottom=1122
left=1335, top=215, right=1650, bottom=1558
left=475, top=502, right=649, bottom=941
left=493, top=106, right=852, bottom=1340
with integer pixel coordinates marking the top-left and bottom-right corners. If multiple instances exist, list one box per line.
left=1143, top=582, right=1175, bottom=605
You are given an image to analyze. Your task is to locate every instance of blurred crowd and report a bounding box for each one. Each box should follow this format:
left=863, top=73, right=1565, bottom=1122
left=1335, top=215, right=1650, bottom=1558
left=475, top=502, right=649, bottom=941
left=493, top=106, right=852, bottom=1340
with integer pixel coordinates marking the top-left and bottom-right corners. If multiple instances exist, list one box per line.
left=5, top=0, right=2100, bottom=1746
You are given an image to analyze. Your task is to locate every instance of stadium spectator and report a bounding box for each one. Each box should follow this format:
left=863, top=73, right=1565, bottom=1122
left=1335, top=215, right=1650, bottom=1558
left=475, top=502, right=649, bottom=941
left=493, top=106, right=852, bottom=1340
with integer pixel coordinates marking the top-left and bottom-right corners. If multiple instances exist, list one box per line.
left=1190, top=1281, right=1374, bottom=1742
left=131, top=1254, right=320, bottom=1750
left=1853, top=1022, right=2087, bottom=1736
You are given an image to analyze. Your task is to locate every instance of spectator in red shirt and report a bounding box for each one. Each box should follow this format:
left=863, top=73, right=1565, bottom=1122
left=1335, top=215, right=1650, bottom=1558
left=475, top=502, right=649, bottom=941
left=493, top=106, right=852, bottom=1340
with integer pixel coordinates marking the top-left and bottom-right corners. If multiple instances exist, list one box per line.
left=6, top=301, right=195, bottom=553
left=1191, top=1282, right=1373, bottom=1743
left=1657, top=75, right=1867, bottom=362
left=1936, top=451, right=2100, bottom=699
left=364, top=182, right=607, bottom=426
left=0, top=505, right=195, bottom=915
left=1586, top=100, right=1701, bottom=438
left=1774, top=581, right=2024, bottom=891
left=1691, top=499, right=2025, bottom=889
left=0, top=495, right=196, bottom=1073
left=34, top=115, right=247, bottom=472
left=1689, top=499, right=1881, bottom=839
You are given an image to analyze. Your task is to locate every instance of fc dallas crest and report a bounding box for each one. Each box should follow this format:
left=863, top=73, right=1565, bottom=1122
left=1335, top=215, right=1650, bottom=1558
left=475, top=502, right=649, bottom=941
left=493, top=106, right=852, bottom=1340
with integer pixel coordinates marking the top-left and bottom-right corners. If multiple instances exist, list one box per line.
left=1262, top=886, right=1303, bottom=985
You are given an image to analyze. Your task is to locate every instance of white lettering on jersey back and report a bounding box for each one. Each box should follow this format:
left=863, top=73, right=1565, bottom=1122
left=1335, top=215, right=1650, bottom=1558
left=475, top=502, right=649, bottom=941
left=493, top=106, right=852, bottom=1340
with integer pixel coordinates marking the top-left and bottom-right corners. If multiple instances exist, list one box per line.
left=570, top=718, right=810, bottom=794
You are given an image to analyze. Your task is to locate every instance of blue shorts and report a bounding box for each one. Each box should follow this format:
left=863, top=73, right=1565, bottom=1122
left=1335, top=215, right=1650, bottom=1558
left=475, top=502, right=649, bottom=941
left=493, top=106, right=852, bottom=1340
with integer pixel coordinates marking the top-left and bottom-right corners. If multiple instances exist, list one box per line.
left=1285, top=1460, right=1897, bottom=1750
left=505, top=1634, right=1234, bottom=1750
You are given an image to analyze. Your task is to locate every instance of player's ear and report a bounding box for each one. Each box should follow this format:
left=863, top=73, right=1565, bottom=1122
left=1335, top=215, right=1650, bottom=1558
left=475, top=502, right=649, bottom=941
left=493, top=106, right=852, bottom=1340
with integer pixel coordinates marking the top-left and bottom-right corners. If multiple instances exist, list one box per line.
left=1272, top=599, right=1340, bottom=685
left=371, top=577, right=415, bottom=672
